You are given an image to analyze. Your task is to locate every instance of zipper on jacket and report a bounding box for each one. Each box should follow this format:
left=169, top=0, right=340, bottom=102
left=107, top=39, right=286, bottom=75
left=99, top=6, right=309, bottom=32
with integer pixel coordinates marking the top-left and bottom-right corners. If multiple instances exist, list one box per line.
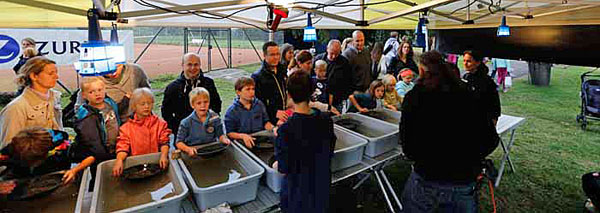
left=270, top=72, right=286, bottom=108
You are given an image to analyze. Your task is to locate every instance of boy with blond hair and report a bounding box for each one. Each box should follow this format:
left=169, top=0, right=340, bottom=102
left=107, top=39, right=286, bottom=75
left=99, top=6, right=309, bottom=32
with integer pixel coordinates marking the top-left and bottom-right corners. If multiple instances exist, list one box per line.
left=73, top=77, right=121, bottom=177
left=176, top=87, right=230, bottom=157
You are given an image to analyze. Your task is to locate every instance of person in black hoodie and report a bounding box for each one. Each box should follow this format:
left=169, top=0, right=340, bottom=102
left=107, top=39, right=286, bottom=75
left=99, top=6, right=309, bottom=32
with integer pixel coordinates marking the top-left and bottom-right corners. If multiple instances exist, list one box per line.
left=161, top=53, right=222, bottom=136
left=400, top=51, right=499, bottom=212
left=251, top=41, right=287, bottom=125
left=462, top=50, right=501, bottom=125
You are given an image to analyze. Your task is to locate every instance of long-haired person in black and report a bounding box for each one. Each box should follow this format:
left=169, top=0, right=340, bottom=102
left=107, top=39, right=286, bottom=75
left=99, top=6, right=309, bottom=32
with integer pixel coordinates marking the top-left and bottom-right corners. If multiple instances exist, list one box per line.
left=462, top=50, right=501, bottom=125
left=400, top=51, right=499, bottom=212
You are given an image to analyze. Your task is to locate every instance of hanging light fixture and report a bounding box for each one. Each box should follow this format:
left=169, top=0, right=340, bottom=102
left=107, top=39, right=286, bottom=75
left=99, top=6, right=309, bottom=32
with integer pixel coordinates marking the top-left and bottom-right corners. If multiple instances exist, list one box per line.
left=303, top=13, right=317, bottom=42
left=497, top=14, right=510, bottom=37
left=107, top=23, right=126, bottom=66
left=74, top=6, right=125, bottom=76
left=414, top=12, right=427, bottom=47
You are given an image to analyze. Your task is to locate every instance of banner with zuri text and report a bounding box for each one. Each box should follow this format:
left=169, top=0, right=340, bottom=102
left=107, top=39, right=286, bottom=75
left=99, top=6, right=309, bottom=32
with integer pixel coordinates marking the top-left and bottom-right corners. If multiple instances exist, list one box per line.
left=0, top=29, right=134, bottom=70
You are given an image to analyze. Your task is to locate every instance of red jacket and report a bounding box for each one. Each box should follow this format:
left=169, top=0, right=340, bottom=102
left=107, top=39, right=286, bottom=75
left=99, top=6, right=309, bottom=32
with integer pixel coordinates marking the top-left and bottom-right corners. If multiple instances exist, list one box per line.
left=116, top=114, right=171, bottom=156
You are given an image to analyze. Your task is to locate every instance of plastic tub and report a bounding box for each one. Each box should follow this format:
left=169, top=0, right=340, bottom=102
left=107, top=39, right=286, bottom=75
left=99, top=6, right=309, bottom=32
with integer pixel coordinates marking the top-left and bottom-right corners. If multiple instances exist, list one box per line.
left=333, top=113, right=399, bottom=157
left=233, top=131, right=283, bottom=193
left=332, top=127, right=368, bottom=172
left=0, top=168, right=91, bottom=213
left=362, top=109, right=402, bottom=126
left=177, top=143, right=264, bottom=211
left=90, top=153, right=189, bottom=213
left=75, top=168, right=92, bottom=213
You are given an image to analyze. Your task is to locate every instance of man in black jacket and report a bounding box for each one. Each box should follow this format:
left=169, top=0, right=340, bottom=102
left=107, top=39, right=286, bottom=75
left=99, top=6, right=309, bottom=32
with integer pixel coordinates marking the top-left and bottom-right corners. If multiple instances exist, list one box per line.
left=161, top=53, right=222, bottom=136
left=251, top=41, right=287, bottom=125
left=313, top=39, right=352, bottom=113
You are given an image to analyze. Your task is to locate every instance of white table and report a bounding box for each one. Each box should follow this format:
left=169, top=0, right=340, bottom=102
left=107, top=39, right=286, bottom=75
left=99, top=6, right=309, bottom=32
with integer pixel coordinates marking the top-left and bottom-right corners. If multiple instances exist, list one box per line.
left=495, top=114, right=526, bottom=187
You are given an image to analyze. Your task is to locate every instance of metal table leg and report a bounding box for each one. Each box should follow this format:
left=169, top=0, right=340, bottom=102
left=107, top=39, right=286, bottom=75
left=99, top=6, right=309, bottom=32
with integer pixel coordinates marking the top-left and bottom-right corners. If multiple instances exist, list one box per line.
left=374, top=169, right=396, bottom=213
left=379, top=170, right=403, bottom=211
left=352, top=173, right=372, bottom=190
left=496, top=129, right=518, bottom=187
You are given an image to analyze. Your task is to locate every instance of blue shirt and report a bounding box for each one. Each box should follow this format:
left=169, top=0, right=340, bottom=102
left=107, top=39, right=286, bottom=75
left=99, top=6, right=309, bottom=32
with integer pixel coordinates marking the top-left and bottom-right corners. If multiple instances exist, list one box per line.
left=176, top=110, right=224, bottom=146
left=224, top=97, right=269, bottom=134
left=396, top=81, right=415, bottom=97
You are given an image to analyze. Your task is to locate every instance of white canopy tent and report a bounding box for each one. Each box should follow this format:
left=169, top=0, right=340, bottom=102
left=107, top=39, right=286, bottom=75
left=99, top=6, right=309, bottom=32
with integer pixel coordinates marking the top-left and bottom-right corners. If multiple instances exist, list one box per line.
left=2, top=0, right=600, bottom=30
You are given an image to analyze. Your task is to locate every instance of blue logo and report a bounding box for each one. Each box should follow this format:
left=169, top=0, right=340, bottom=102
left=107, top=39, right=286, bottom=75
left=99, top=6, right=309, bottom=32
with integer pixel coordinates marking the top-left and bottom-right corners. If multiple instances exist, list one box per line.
left=0, top=34, right=20, bottom=64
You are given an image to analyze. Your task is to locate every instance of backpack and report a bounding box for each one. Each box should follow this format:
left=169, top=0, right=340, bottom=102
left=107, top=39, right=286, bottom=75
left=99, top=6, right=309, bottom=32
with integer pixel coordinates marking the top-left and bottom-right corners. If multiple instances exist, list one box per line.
left=383, top=43, right=394, bottom=55
left=62, top=89, right=80, bottom=128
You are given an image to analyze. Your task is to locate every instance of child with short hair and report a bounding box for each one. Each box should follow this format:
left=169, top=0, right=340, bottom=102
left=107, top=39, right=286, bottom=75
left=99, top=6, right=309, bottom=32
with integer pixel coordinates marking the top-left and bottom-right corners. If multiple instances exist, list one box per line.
left=312, top=60, right=329, bottom=104
left=275, top=71, right=336, bottom=213
left=0, top=127, right=73, bottom=194
left=176, top=87, right=230, bottom=157
left=112, top=88, right=171, bottom=177
left=73, top=77, right=121, bottom=181
left=396, top=68, right=415, bottom=98
left=348, top=80, right=386, bottom=113
left=382, top=74, right=402, bottom=111
left=224, top=77, right=274, bottom=148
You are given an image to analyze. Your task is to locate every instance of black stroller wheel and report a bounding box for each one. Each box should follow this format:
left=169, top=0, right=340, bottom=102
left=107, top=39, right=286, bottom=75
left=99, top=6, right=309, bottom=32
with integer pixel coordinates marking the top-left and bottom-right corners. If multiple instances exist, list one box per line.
left=577, top=115, right=583, bottom=123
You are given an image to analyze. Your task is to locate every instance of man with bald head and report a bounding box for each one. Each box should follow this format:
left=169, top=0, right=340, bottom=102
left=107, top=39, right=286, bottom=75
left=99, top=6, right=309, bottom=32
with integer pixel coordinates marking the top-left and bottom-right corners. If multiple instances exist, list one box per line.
left=162, top=53, right=222, bottom=135
left=342, top=30, right=372, bottom=93
left=313, top=39, right=352, bottom=113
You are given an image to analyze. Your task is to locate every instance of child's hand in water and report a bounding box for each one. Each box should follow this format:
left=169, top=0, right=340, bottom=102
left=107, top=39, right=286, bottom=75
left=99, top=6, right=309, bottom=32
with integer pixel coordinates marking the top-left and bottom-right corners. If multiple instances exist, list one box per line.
left=241, top=134, right=255, bottom=148
left=359, top=107, right=369, bottom=113
left=62, top=169, right=77, bottom=185
left=331, top=107, right=341, bottom=115
left=112, top=160, right=124, bottom=177
left=159, top=155, right=169, bottom=170
left=220, top=136, right=231, bottom=145
left=184, top=146, right=197, bottom=157
left=0, top=180, right=16, bottom=195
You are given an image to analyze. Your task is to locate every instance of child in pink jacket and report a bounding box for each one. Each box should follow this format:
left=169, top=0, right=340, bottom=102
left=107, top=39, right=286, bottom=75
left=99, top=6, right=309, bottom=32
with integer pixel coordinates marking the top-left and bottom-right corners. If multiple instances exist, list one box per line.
left=112, top=88, right=172, bottom=177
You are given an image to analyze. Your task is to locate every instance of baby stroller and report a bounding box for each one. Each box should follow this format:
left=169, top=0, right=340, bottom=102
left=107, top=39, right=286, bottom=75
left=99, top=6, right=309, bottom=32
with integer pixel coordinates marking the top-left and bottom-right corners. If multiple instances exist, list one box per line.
left=576, top=68, right=600, bottom=130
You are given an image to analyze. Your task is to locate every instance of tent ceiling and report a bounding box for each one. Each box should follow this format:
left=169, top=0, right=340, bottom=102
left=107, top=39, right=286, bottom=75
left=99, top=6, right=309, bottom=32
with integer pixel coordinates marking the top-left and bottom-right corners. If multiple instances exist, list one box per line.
left=2, top=0, right=600, bottom=29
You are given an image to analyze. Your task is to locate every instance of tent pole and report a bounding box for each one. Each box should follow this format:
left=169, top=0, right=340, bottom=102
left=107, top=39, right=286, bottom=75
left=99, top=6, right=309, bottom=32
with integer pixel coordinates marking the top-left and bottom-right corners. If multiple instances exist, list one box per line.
left=269, top=30, right=275, bottom=42
left=243, top=29, right=263, bottom=61
left=135, top=27, right=164, bottom=63
left=360, top=0, right=365, bottom=22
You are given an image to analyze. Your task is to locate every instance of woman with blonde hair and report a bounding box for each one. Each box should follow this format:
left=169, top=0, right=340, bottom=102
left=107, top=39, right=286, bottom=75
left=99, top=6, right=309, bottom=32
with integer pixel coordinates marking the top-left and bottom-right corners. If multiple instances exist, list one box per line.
left=341, top=37, right=353, bottom=51
left=0, top=56, right=62, bottom=149
left=13, top=38, right=42, bottom=74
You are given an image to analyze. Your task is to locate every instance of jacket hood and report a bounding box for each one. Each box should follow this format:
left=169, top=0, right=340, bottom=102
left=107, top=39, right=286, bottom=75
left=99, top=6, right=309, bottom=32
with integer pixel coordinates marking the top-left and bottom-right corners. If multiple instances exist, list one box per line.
left=233, top=97, right=260, bottom=109
left=76, top=97, right=121, bottom=124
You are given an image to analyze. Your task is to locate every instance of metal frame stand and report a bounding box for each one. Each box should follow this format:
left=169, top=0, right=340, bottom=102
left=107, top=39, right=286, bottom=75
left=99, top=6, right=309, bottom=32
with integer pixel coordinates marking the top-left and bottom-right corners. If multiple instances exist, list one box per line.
left=495, top=128, right=518, bottom=188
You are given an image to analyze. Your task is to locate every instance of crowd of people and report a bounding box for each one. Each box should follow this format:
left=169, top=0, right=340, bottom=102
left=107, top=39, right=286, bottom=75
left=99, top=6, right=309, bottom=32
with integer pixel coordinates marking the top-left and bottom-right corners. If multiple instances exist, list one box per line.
left=0, top=31, right=503, bottom=212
